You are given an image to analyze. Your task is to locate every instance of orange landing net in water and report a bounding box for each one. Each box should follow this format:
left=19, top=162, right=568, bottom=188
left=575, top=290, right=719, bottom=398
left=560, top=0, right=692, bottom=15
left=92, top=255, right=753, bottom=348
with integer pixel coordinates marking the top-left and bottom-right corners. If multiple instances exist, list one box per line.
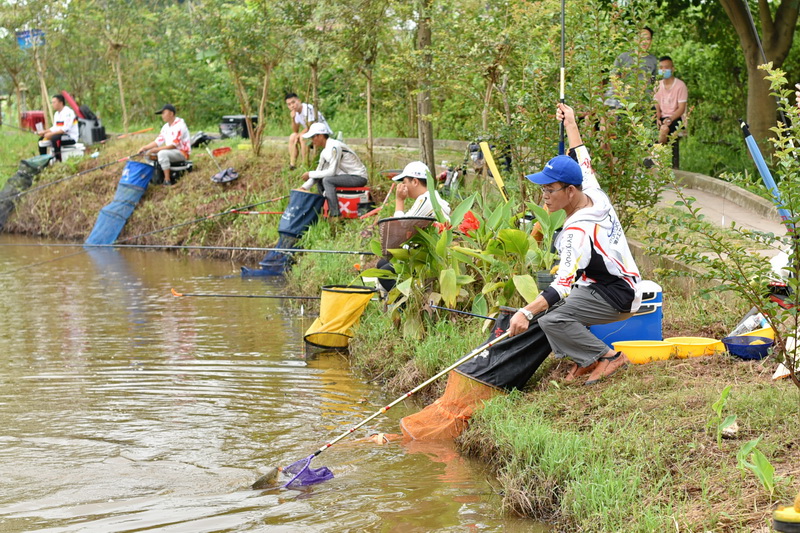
left=399, top=371, right=502, bottom=441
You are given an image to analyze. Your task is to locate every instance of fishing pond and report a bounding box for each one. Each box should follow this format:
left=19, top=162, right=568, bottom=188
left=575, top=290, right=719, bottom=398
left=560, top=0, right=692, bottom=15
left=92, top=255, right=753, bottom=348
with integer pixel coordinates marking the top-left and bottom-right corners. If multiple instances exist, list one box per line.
left=0, top=235, right=547, bottom=532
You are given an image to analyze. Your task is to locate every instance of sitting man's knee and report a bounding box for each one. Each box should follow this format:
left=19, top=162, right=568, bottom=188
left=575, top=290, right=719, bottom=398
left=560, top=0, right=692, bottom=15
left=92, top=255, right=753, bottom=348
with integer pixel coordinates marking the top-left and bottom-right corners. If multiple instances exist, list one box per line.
left=157, top=152, right=171, bottom=169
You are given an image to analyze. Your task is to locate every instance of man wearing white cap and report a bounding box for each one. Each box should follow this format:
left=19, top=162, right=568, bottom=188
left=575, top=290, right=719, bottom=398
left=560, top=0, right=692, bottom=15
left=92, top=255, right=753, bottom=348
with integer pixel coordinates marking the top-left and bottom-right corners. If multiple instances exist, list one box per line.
left=298, top=122, right=368, bottom=217
left=392, top=161, right=451, bottom=219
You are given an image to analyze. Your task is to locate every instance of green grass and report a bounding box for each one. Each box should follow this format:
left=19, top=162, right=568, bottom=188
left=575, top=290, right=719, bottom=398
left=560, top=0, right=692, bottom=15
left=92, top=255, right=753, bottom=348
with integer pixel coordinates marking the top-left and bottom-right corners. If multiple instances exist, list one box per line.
left=462, top=361, right=800, bottom=531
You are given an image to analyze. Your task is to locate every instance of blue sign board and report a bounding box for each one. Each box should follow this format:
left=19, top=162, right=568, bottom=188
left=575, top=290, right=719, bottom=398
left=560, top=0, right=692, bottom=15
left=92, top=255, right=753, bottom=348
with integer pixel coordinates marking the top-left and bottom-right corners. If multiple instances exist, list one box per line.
left=16, top=30, right=46, bottom=50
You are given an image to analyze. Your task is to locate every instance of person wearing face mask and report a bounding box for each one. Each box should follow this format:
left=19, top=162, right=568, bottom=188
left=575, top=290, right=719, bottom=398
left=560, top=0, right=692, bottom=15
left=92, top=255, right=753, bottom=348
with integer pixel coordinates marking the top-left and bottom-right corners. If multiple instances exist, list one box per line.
left=654, top=56, right=688, bottom=144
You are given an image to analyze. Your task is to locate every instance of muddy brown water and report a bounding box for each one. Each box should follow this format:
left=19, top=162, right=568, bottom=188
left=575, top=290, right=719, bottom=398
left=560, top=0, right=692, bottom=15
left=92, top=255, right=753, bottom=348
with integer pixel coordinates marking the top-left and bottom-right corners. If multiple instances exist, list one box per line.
left=0, top=235, right=546, bottom=532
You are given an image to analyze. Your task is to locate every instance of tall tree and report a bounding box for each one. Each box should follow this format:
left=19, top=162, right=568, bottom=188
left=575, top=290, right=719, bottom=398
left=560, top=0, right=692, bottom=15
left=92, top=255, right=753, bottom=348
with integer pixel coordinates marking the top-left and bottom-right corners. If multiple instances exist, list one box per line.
left=416, top=0, right=435, bottom=172
left=331, top=0, right=392, bottom=165
left=718, top=0, right=798, bottom=148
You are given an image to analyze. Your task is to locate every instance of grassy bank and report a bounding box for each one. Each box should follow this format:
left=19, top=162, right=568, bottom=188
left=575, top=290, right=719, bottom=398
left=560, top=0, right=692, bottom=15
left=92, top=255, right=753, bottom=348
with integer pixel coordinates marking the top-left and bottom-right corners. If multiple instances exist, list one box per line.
left=3, top=131, right=798, bottom=532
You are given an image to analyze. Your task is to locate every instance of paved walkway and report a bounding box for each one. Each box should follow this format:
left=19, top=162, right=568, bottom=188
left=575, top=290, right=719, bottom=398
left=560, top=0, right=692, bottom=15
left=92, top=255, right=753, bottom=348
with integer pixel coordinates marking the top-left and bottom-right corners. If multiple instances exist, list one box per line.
left=663, top=170, right=786, bottom=237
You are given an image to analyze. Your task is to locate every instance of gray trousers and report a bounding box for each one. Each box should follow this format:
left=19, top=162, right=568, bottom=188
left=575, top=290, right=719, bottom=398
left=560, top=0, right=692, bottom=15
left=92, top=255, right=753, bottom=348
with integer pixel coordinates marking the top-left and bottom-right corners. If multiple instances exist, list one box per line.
left=157, top=149, right=186, bottom=170
left=538, top=285, right=634, bottom=367
left=316, top=174, right=368, bottom=216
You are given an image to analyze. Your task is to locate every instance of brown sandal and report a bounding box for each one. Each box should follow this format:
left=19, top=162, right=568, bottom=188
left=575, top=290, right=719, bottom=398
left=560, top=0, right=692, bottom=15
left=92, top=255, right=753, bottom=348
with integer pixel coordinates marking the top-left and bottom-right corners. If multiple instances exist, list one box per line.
left=564, top=361, right=598, bottom=383
left=585, top=352, right=630, bottom=385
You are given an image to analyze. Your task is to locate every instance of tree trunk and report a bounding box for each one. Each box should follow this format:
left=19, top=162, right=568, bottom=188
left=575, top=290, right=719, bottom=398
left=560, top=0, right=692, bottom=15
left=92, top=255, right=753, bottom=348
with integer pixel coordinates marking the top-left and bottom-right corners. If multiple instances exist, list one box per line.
left=366, top=71, right=373, bottom=166
left=416, top=0, right=435, bottom=173
left=719, top=0, right=799, bottom=150
left=253, top=63, right=274, bottom=156
left=310, top=60, right=320, bottom=123
left=33, top=47, right=51, bottom=128
left=481, top=79, right=494, bottom=132
left=112, top=55, right=129, bottom=134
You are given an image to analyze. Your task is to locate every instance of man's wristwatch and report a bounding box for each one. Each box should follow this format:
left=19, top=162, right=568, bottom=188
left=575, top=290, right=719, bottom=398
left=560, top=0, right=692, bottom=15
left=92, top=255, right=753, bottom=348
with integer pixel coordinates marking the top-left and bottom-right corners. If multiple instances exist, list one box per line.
left=518, top=308, right=534, bottom=321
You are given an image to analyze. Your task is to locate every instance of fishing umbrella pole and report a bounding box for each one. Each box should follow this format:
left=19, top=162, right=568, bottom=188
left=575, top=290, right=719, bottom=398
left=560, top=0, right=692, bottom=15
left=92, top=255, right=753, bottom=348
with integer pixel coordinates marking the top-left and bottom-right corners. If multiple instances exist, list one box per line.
left=739, top=120, right=793, bottom=227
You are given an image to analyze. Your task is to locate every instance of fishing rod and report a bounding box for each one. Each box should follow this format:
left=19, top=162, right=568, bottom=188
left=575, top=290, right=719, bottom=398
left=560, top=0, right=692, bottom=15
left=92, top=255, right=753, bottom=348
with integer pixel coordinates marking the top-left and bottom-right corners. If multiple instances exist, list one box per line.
left=429, top=302, right=494, bottom=321
left=231, top=210, right=284, bottom=215
left=0, top=195, right=295, bottom=275
left=359, top=182, right=395, bottom=220
left=171, top=288, right=319, bottom=299
left=121, top=195, right=289, bottom=242
left=111, top=127, right=154, bottom=140
left=0, top=242, right=374, bottom=254
left=2, top=153, right=140, bottom=202
left=260, top=328, right=516, bottom=490
left=0, top=122, right=39, bottom=135
left=558, top=0, right=566, bottom=155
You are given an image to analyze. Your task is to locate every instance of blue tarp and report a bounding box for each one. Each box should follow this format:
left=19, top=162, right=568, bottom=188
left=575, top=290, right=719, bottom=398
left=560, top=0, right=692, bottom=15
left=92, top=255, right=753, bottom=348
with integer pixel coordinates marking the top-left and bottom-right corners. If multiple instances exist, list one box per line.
left=85, top=161, right=153, bottom=245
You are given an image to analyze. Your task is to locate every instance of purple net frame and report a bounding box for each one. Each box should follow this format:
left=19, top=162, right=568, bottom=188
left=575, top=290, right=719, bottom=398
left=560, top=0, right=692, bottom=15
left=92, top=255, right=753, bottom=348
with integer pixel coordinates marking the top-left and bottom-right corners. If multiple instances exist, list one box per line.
left=283, top=454, right=334, bottom=489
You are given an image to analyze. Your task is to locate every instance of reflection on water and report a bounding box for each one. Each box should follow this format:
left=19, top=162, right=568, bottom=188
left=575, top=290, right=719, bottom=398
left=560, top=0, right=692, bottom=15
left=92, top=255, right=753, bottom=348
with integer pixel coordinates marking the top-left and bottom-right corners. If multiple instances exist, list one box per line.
left=0, top=235, right=545, bottom=532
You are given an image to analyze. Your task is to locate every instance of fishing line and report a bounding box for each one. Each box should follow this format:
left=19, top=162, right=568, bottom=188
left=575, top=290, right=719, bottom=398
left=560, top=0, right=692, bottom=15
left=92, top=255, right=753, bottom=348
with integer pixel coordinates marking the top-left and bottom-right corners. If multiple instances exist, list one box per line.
left=2, top=154, right=140, bottom=201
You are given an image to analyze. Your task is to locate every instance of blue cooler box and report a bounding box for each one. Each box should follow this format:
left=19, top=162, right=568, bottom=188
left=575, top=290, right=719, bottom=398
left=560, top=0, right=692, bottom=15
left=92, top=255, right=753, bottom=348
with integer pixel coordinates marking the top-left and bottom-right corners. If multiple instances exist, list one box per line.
left=589, top=280, right=663, bottom=344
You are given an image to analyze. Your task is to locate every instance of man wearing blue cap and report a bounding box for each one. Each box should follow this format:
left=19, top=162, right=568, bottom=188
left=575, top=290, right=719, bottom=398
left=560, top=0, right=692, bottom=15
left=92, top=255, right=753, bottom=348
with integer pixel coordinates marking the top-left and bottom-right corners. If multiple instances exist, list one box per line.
left=508, top=103, right=642, bottom=385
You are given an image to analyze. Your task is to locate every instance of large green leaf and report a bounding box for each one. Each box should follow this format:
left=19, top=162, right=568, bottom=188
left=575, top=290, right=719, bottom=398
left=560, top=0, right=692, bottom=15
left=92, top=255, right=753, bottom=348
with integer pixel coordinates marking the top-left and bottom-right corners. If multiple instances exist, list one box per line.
left=452, top=246, right=497, bottom=263
left=472, top=293, right=488, bottom=317
left=513, top=274, right=540, bottom=303
left=359, top=267, right=397, bottom=279
left=439, top=268, right=458, bottom=306
left=388, top=248, right=409, bottom=260
left=449, top=193, right=476, bottom=227
left=396, top=277, right=412, bottom=297
left=499, top=228, right=530, bottom=256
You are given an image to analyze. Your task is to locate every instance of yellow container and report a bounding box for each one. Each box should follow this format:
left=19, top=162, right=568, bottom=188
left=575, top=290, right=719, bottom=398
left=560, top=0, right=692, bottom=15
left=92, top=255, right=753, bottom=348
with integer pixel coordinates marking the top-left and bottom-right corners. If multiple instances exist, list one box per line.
left=238, top=143, right=252, bottom=150
left=743, top=326, right=775, bottom=340
left=664, top=336, right=722, bottom=358
left=612, top=340, right=675, bottom=364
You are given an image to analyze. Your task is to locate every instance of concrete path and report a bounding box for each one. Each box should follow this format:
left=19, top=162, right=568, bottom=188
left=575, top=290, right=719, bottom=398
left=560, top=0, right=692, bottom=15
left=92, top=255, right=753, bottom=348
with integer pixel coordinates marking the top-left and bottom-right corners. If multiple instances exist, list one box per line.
left=663, top=170, right=787, bottom=237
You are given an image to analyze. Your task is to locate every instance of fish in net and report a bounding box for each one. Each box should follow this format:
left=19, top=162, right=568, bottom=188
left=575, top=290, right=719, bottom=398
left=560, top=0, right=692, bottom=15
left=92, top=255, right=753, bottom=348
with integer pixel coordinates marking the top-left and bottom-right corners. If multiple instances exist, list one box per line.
left=282, top=454, right=334, bottom=489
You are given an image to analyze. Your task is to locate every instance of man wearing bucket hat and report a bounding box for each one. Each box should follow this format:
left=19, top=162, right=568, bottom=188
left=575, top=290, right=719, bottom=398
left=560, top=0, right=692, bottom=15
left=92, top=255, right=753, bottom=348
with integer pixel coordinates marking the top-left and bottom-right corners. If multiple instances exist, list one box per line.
left=298, top=122, right=368, bottom=217
left=392, top=161, right=451, bottom=219
left=137, top=104, right=191, bottom=186
left=507, top=102, right=642, bottom=386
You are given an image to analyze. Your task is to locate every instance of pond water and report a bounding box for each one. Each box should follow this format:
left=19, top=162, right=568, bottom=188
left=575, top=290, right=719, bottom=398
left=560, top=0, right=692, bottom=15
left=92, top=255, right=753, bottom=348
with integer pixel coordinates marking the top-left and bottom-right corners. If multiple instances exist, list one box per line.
left=0, top=235, right=545, bottom=532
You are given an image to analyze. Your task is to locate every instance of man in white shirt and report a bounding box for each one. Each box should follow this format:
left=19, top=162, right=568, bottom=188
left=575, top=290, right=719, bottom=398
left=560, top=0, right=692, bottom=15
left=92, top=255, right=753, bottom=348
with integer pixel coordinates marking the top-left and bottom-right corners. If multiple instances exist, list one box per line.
left=38, top=94, right=79, bottom=162
left=285, top=92, right=329, bottom=170
left=298, top=122, right=367, bottom=217
left=392, top=161, right=451, bottom=219
left=138, top=104, right=191, bottom=186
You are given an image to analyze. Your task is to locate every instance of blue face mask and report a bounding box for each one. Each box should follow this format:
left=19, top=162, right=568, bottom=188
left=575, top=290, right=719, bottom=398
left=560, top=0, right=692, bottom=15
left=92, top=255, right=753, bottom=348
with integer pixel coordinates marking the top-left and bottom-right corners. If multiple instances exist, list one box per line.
left=659, top=68, right=673, bottom=79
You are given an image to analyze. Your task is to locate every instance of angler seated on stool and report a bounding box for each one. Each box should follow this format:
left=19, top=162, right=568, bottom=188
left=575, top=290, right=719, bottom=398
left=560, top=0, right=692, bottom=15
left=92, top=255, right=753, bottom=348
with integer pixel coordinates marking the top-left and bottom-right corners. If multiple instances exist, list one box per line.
left=39, top=94, right=79, bottom=162
left=137, top=103, right=192, bottom=185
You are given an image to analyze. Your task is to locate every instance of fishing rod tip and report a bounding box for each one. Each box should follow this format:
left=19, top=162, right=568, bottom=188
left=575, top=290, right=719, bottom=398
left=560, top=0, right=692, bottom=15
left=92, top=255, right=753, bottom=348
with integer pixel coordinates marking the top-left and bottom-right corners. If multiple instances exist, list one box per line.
left=170, top=288, right=183, bottom=297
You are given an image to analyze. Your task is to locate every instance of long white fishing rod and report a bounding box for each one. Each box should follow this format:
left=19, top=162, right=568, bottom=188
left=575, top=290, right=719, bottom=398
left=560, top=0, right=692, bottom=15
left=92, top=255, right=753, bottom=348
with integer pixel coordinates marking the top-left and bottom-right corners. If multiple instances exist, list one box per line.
left=0, top=242, right=374, bottom=255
